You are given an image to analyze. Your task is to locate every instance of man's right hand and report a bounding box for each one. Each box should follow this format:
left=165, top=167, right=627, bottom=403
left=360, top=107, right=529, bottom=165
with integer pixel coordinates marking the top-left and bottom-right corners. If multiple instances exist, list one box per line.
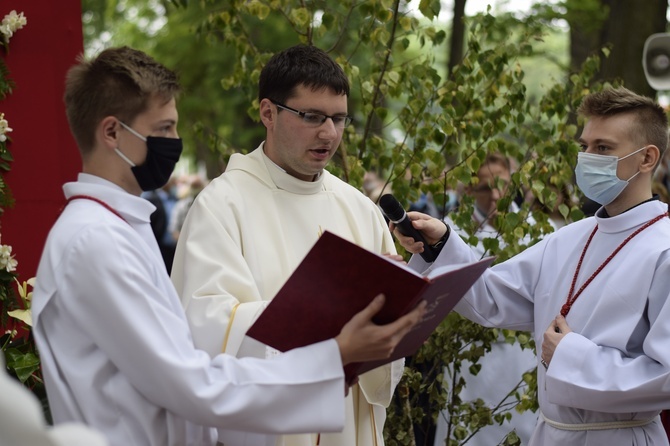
left=335, top=294, right=427, bottom=366
left=390, top=211, right=447, bottom=254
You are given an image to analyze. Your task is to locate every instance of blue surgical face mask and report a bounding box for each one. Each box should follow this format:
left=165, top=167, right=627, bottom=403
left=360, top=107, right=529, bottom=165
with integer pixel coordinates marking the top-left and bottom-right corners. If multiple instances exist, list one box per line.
left=115, top=121, right=183, bottom=191
left=574, top=146, right=646, bottom=205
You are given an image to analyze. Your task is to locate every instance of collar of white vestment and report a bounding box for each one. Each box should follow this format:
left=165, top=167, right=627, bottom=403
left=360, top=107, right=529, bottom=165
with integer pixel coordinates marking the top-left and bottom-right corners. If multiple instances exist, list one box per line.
left=259, top=146, right=326, bottom=195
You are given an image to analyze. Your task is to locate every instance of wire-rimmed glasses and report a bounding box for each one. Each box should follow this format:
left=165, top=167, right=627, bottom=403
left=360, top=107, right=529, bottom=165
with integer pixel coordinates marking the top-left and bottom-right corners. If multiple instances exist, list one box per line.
left=271, top=100, right=353, bottom=128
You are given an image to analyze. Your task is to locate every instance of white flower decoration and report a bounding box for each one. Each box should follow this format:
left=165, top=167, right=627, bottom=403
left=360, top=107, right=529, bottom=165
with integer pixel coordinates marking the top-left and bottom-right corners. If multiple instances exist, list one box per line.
left=0, top=243, right=17, bottom=272
left=8, top=277, right=35, bottom=327
left=0, top=243, right=11, bottom=257
left=0, top=113, right=13, bottom=142
left=0, top=10, right=26, bottom=42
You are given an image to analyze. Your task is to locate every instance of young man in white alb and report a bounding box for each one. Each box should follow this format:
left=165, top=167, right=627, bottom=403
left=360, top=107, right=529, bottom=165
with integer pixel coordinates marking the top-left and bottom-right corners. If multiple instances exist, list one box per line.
left=395, top=87, right=670, bottom=446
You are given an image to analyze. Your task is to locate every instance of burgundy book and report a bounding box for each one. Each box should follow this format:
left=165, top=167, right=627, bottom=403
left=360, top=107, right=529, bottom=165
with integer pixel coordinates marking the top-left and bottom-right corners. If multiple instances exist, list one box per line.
left=246, top=231, right=493, bottom=380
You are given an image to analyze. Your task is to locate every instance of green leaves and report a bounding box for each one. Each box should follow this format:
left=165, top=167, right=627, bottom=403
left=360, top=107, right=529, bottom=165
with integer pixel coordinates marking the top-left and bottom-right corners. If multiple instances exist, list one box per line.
left=418, top=0, right=441, bottom=20
left=0, top=59, right=13, bottom=100
left=288, top=7, right=309, bottom=26
left=0, top=9, right=43, bottom=412
left=4, top=347, right=40, bottom=383
left=87, top=2, right=603, bottom=444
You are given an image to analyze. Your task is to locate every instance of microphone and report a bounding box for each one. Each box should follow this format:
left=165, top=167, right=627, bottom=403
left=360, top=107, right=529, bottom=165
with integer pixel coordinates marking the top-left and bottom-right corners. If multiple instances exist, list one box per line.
left=379, top=194, right=438, bottom=262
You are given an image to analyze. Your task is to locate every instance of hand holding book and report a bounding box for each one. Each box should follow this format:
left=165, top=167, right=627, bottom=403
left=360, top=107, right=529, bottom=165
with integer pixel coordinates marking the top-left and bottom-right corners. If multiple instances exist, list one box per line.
left=246, top=231, right=492, bottom=382
left=335, top=294, right=427, bottom=367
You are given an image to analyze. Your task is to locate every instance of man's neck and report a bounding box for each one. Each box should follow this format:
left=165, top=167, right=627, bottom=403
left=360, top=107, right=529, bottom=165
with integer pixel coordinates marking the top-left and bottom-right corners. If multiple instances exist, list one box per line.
left=602, top=194, right=656, bottom=217
left=260, top=144, right=322, bottom=182
left=83, top=164, right=142, bottom=196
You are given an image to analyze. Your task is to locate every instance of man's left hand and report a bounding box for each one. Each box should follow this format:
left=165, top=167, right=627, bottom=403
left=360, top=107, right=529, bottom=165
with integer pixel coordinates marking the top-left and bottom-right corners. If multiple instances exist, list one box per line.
left=541, top=315, right=571, bottom=368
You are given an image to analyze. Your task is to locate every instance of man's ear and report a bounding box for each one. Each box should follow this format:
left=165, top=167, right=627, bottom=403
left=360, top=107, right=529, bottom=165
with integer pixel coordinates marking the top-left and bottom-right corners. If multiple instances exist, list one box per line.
left=99, top=116, right=120, bottom=150
left=642, top=145, right=661, bottom=173
left=259, top=98, right=275, bottom=129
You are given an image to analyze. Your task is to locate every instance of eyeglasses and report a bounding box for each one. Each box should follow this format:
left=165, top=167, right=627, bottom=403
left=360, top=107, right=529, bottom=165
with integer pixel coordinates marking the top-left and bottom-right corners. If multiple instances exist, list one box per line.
left=271, top=100, right=353, bottom=128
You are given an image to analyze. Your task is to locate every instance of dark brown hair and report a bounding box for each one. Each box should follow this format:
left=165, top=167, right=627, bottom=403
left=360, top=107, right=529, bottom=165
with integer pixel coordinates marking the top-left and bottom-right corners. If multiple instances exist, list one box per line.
left=258, top=44, right=349, bottom=104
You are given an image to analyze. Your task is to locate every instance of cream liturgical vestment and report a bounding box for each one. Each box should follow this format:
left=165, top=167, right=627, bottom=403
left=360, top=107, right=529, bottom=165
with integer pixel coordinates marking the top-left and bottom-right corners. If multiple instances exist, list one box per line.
left=172, top=144, right=402, bottom=446
left=32, top=174, right=349, bottom=446
left=411, top=200, right=670, bottom=446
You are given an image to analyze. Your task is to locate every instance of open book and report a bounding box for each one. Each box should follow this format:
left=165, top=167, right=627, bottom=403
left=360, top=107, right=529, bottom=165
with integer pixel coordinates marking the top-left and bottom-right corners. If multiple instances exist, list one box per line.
left=246, top=230, right=493, bottom=380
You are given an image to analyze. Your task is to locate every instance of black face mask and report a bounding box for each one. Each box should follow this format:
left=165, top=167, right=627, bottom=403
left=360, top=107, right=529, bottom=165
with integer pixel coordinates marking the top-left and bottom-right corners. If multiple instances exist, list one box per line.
left=116, top=121, right=183, bottom=191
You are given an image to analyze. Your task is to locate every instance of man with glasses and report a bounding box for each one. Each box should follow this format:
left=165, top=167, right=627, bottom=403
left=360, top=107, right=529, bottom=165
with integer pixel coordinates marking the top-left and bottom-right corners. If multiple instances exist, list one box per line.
left=32, top=46, right=424, bottom=446
left=453, top=153, right=515, bottom=256
left=172, top=44, right=403, bottom=446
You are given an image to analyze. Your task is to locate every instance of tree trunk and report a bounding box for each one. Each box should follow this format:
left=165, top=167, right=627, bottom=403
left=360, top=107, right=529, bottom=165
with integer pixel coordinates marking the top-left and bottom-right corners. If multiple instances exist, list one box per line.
left=569, top=0, right=668, bottom=96
left=448, top=0, right=467, bottom=76
left=599, top=0, right=668, bottom=95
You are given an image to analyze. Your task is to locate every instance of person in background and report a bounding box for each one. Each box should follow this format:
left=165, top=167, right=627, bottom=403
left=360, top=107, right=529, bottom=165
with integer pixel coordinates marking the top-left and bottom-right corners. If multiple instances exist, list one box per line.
left=168, top=174, right=206, bottom=242
left=172, top=44, right=406, bottom=446
left=31, top=45, right=425, bottom=446
left=450, top=153, right=529, bottom=255
left=434, top=152, right=537, bottom=445
left=394, top=86, right=670, bottom=446
left=362, top=170, right=392, bottom=203
left=143, top=175, right=178, bottom=272
left=653, top=146, right=670, bottom=203
left=408, top=193, right=440, bottom=218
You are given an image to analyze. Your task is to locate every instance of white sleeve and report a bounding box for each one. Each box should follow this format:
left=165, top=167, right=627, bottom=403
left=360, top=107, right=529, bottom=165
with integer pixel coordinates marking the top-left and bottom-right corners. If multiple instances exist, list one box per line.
left=411, top=228, right=537, bottom=331
left=545, top=253, right=670, bottom=413
left=62, top=224, right=347, bottom=433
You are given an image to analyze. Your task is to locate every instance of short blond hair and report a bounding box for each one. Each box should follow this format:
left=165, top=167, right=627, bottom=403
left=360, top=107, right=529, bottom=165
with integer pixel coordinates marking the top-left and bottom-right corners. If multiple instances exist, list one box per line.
left=64, top=46, right=180, bottom=154
left=578, top=87, right=668, bottom=159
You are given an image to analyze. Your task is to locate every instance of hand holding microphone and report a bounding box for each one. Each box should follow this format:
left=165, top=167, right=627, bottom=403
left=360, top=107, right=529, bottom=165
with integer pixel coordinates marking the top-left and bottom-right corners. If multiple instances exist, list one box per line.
left=379, top=194, right=439, bottom=262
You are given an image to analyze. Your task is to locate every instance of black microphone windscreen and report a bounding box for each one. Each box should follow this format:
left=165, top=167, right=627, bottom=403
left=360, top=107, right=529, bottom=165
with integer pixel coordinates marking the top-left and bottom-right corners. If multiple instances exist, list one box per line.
left=379, top=194, right=405, bottom=222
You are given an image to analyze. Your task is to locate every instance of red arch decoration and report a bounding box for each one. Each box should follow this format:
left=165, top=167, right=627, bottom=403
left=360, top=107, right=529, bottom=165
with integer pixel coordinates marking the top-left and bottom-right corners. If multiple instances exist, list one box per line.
left=1, top=1, right=83, bottom=284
